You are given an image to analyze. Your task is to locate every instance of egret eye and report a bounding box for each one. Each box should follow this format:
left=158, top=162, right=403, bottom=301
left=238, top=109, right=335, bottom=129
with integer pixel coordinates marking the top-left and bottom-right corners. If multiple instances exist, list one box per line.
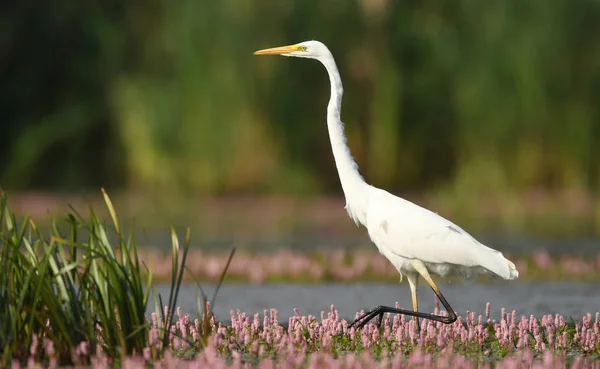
left=297, top=46, right=307, bottom=52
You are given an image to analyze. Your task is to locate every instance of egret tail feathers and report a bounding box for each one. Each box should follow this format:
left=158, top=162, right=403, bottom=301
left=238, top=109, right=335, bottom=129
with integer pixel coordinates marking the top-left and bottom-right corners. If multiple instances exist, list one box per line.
left=483, top=252, right=519, bottom=280
left=505, top=258, right=519, bottom=280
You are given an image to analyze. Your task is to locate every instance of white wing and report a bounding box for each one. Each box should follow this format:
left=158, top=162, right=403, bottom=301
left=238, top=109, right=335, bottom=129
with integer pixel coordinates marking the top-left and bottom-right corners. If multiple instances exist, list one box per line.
left=365, top=187, right=517, bottom=280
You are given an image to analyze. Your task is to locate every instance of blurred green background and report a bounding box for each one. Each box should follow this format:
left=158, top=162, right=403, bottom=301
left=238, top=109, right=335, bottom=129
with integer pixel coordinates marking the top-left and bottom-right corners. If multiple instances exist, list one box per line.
left=2, top=0, right=600, bottom=238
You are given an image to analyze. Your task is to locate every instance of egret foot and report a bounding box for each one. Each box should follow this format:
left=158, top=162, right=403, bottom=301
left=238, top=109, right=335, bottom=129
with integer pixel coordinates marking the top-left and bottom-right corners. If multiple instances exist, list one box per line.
left=348, top=266, right=457, bottom=330
left=348, top=303, right=456, bottom=330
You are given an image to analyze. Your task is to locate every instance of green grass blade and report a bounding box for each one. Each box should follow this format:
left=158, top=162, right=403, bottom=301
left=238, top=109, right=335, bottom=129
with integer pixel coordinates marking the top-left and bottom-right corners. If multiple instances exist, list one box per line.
left=101, top=188, right=120, bottom=236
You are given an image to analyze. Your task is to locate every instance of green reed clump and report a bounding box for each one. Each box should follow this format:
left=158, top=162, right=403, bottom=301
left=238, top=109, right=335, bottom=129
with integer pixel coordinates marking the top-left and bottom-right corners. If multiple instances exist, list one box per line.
left=0, top=189, right=201, bottom=366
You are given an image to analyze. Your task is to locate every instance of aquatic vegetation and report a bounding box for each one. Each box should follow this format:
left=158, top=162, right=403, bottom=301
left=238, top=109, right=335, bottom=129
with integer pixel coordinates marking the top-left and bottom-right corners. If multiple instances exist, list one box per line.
left=141, top=248, right=600, bottom=284
left=0, top=190, right=207, bottom=366
left=10, top=304, right=600, bottom=368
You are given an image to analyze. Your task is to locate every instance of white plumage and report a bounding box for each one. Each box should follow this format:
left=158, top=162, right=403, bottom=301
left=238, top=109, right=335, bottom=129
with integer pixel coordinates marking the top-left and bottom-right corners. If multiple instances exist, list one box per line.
left=255, top=40, right=518, bottom=328
left=365, top=187, right=518, bottom=281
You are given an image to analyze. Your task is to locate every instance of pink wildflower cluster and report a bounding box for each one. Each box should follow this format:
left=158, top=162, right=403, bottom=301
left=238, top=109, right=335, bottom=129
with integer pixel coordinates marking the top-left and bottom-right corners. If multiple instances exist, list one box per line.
left=166, top=302, right=600, bottom=364
left=117, top=349, right=588, bottom=369
left=140, top=248, right=600, bottom=283
left=13, top=304, right=599, bottom=368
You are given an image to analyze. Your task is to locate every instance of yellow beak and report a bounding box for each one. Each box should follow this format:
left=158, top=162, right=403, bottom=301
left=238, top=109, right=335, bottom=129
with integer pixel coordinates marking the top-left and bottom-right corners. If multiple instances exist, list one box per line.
left=254, top=45, right=299, bottom=56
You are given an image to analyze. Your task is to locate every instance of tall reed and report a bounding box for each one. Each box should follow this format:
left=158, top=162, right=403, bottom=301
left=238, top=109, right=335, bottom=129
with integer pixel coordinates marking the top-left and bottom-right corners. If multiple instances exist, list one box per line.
left=0, top=189, right=231, bottom=366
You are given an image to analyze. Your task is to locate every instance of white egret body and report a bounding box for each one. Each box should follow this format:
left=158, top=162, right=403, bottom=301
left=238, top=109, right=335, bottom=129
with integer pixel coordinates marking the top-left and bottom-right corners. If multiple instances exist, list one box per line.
left=254, top=41, right=518, bottom=328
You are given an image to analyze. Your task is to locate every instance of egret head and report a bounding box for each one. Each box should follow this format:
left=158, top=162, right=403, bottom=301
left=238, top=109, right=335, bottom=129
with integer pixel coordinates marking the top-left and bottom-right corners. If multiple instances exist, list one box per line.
left=254, top=40, right=329, bottom=60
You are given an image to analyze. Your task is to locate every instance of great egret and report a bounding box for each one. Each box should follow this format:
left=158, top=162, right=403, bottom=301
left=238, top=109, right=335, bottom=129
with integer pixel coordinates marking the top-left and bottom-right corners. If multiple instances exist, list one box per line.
left=254, top=40, right=519, bottom=330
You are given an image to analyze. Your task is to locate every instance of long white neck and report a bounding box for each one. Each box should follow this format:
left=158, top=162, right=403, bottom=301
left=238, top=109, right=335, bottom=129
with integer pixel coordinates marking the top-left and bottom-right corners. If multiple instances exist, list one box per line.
left=318, top=51, right=370, bottom=226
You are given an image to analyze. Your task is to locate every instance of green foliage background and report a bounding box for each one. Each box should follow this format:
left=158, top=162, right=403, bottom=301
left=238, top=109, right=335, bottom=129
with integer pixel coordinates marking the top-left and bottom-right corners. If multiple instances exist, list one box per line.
left=2, top=0, right=600, bottom=199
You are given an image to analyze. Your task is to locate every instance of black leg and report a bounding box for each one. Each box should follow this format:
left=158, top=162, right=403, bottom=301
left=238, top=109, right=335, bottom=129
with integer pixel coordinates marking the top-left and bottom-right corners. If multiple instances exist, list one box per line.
left=348, top=285, right=457, bottom=330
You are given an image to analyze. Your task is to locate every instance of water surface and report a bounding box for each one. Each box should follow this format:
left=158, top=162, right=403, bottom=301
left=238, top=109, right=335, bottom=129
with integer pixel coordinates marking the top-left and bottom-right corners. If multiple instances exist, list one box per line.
left=151, top=282, right=599, bottom=323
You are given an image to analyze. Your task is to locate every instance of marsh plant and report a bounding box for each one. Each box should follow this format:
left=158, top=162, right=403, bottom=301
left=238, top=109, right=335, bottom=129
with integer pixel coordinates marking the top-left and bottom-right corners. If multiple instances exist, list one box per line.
left=138, top=248, right=600, bottom=284
left=0, top=189, right=230, bottom=367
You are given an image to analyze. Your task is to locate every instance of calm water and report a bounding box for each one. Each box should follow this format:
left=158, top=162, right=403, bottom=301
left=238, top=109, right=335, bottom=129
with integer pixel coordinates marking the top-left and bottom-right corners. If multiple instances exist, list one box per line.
left=151, top=281, right=599, bottom=323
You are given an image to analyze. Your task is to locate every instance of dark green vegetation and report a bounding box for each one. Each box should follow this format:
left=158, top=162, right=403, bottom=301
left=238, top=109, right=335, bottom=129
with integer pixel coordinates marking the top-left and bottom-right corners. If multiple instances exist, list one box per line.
left=0, top=190, right=224, bottom=366
left=2, top=1, right=600, bottom=207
